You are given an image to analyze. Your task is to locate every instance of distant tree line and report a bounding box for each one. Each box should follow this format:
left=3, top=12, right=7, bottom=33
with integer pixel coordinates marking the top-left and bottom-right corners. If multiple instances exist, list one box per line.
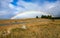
left=36, top=15, right=60, bottom=19
left=36, top=15, right=52, bottom=19
left=51, top=17, right=60, bottom=19
left=36, top=15, right=60, bottom=22
left=41, top=15, right=52, bottom=19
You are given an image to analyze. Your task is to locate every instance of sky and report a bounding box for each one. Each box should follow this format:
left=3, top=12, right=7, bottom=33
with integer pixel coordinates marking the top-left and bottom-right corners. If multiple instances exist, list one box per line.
left=0, top=0, right=60, bottom=19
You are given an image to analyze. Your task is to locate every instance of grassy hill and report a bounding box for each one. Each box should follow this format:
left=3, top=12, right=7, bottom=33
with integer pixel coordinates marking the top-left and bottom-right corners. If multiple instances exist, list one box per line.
left=0, top=18, right=60, bottom=38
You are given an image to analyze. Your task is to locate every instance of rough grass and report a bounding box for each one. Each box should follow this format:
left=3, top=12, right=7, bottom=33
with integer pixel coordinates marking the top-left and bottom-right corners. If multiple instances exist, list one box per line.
left=0, top=18, right=60, bottom=38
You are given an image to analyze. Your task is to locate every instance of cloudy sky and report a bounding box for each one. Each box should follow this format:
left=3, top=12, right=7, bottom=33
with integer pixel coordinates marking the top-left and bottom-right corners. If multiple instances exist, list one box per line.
left=0, top=0, right=60, bottom=19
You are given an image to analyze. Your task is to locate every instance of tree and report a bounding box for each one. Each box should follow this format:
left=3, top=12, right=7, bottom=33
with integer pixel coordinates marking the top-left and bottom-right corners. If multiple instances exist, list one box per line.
left=36, top=16, right=38, bottom=18
left=41, top=15, right=52, bottom=19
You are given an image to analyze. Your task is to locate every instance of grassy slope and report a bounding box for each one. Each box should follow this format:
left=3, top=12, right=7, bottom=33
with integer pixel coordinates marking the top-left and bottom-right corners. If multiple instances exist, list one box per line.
left=0, top=18, right=60, bottom=38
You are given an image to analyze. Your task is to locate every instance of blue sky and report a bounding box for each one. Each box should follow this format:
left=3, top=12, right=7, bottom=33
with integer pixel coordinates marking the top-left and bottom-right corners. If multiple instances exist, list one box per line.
left=11, top=0, right=18, bottom=6
left=0, top=0, right=60, bottom=19
left=11, top=0, right=57, bottom=6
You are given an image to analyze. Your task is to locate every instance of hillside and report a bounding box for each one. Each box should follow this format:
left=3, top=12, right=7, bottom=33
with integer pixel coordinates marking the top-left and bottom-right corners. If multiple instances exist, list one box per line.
left=0, top=18, right=60, bottom=38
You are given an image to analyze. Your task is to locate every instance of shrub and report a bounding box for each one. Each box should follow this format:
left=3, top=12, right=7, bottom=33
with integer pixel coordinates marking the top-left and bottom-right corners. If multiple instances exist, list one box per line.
left=36, top=16, right=38, bottom=18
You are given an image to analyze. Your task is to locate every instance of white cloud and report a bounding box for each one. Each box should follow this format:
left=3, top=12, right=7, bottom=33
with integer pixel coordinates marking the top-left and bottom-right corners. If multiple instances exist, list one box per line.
left=0, top=0, right=18, bottom=19
left=13, top=0, right=60, bottom=18
left=0, top=0, right=60, bottom=19
left=9, top=4, right=16, bottom=9
left=11, top=11, right=49, bottom=19
left=46, top=1, right=60, bottom=17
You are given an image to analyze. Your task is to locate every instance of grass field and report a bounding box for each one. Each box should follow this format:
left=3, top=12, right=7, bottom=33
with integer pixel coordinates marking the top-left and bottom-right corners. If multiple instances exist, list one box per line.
left=0, top=18, right=60, bottom=38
